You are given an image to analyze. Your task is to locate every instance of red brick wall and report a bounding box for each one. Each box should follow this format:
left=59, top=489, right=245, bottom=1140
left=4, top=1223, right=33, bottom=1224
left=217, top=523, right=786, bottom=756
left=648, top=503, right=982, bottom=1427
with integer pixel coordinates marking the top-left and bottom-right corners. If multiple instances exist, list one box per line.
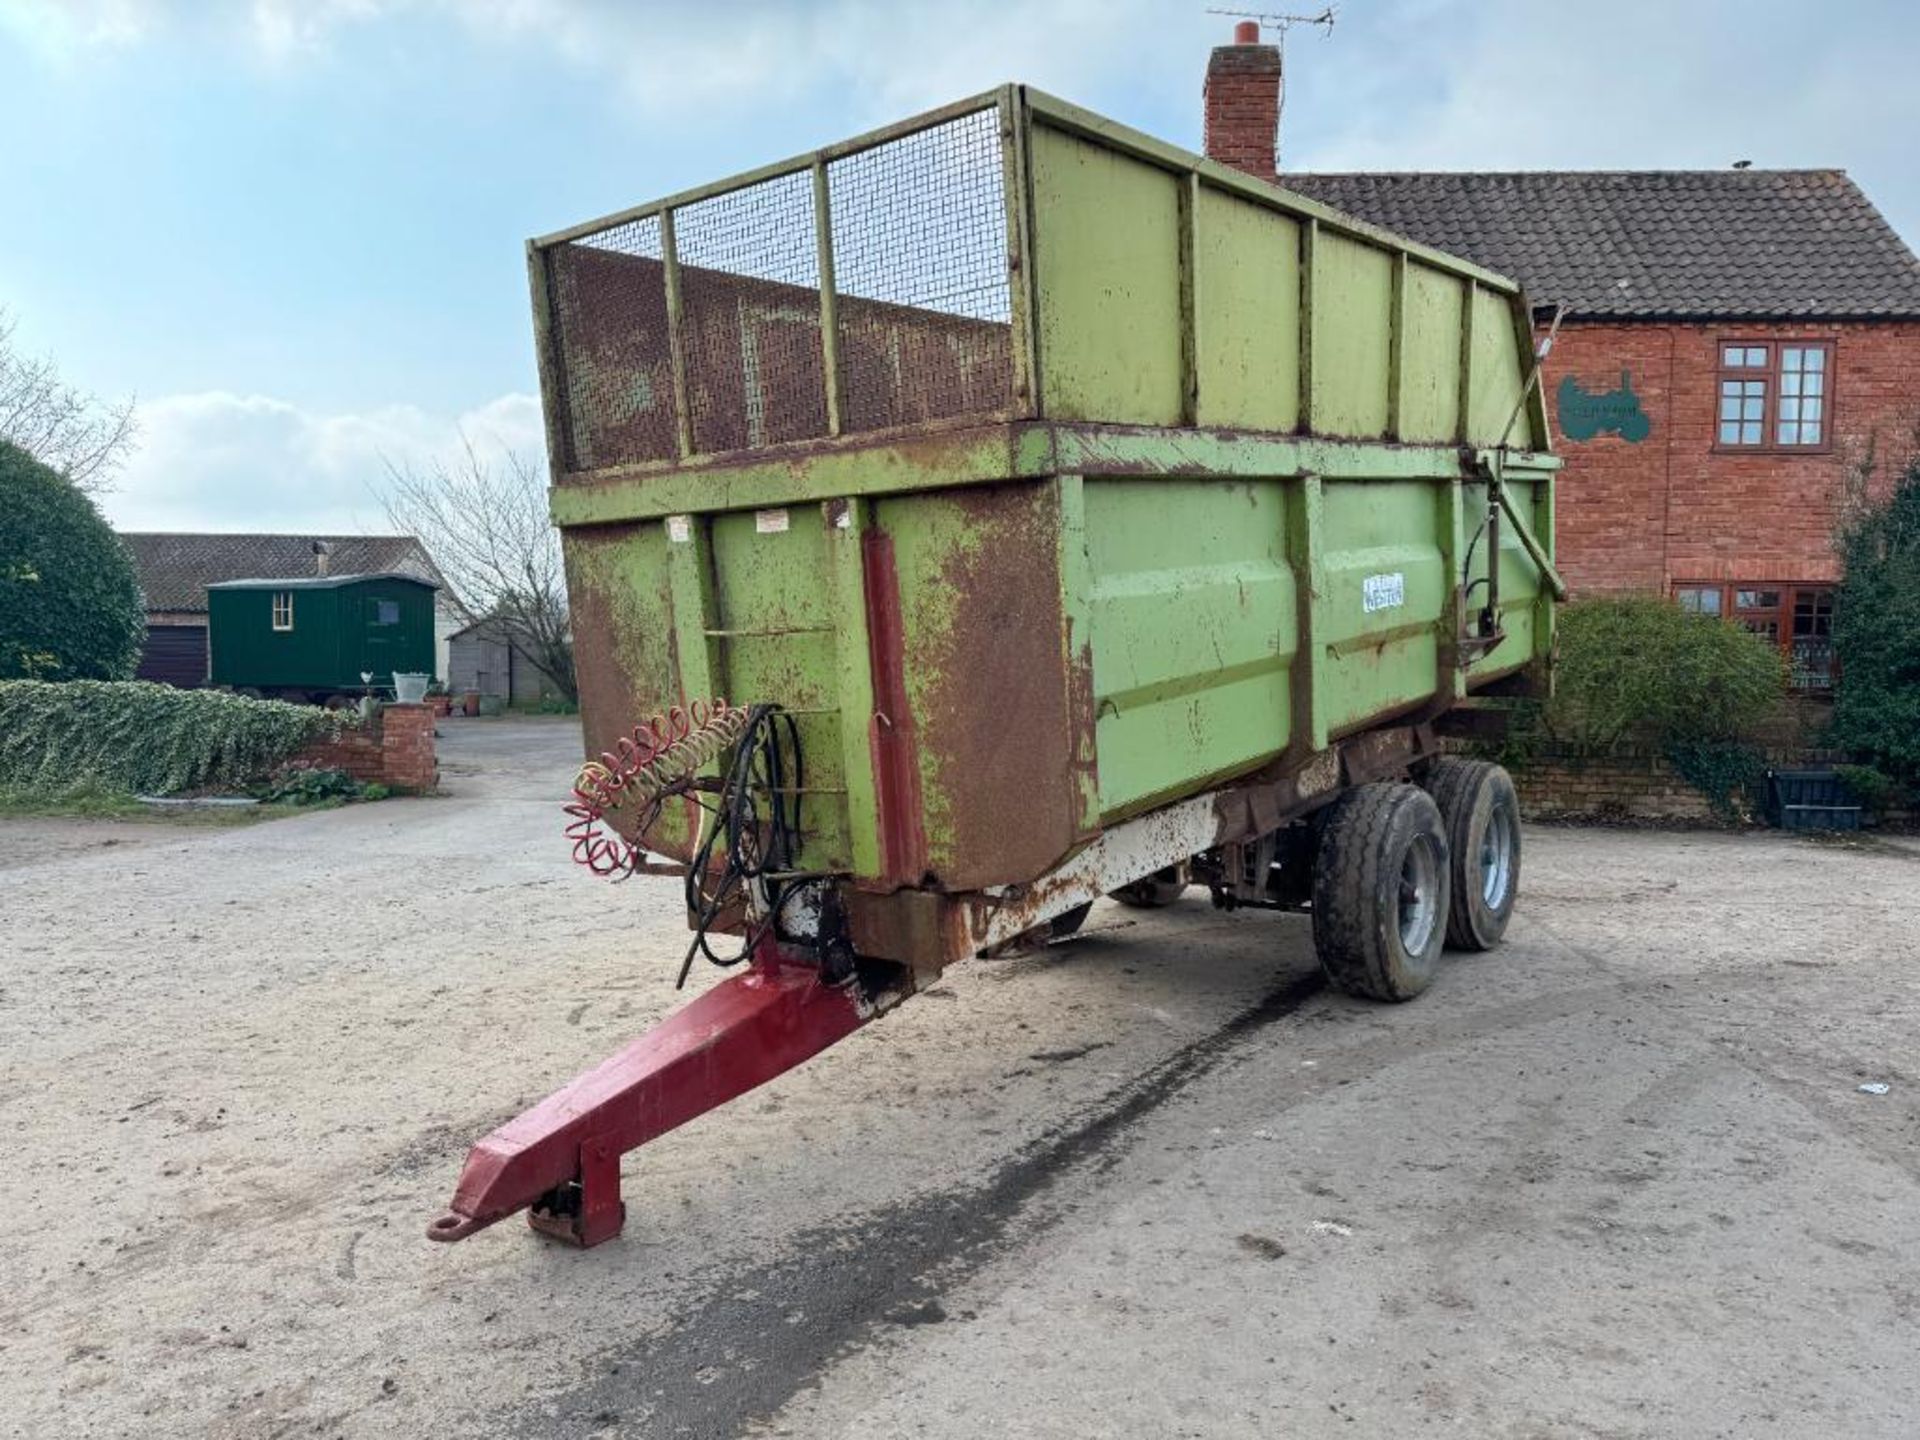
left=1543, top=320, right=1920, bottom=595
left=292, top=702, right=438, bottom=793
left=1203, top=40, right=1282, bottom=182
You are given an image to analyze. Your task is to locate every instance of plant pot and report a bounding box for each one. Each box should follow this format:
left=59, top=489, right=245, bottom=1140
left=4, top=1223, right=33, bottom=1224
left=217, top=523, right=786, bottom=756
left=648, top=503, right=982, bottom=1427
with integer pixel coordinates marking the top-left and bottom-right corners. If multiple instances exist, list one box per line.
left=460, top=691, right=480, bottom=717
left=428, top=694, right=453, bottom=717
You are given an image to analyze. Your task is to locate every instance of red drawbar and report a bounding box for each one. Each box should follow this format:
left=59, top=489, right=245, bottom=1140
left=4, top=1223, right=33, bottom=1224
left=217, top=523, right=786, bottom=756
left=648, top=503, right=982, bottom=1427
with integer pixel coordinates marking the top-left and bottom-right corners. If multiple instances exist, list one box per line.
left=428, top=939, right=867, bottom=1246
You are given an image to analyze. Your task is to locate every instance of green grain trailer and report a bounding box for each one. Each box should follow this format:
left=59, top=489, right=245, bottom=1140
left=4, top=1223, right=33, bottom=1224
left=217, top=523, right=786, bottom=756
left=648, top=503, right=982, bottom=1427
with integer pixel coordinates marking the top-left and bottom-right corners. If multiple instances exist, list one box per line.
left=207, top=572, right=439, bottom=702
left=431, top=87, right=1564, bottom=1249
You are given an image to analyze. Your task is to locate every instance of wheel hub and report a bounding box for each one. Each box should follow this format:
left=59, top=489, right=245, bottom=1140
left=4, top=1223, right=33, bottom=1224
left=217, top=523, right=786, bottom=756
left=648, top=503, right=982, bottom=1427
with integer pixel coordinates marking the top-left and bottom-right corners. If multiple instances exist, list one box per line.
left=1397, top=836, right=1440, bottom=954
left=1479, top=807, right=1515, bottom=908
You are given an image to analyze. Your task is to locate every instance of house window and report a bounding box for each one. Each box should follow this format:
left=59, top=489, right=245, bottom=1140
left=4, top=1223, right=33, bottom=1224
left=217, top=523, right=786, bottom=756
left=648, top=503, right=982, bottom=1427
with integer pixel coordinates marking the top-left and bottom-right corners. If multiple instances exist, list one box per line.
left=1715, top=341, right=1831, bottom=450
left=1676, top=585, right=1722, bottom=616
left=272, top=591, right=294, bottom=631
left=1791, top=589, right=1835, bottom=690
left=374, top=599, right=400, bottom=626
left=1673, top=582, right=1835, bottom=691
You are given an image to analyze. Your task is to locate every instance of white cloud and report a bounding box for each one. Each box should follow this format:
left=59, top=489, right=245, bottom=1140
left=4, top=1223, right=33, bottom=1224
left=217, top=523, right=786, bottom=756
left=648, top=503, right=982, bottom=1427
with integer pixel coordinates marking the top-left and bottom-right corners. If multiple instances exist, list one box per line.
left=103, top=389, right=544, bottom=534
left=0, top=0, right=155, bottom=56
left=0, top=0, right=1177, bottom=116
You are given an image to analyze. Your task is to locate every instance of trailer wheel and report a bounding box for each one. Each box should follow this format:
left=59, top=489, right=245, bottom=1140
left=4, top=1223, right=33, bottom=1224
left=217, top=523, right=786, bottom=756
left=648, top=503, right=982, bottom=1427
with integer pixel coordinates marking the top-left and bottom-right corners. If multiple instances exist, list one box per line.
left=1422, top=758, right=1521, bottom=951
left=1311, top=782, right=1450, bottom=1002
left=1112, top=864, right=1188, bottom=908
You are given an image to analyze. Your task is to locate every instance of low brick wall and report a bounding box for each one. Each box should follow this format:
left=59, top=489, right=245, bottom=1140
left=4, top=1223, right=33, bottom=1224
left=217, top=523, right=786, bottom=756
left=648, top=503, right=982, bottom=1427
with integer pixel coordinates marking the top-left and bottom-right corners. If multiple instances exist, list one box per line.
left=1508, top=748, right=1715, bottom=822
left=291, top=702, right=437, bottom=793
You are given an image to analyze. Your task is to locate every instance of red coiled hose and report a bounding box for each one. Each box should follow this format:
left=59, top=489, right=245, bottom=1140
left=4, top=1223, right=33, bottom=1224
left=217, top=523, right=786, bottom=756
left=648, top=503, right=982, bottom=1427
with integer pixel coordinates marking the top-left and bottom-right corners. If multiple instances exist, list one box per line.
left=563, top=697, right=750, bottom=878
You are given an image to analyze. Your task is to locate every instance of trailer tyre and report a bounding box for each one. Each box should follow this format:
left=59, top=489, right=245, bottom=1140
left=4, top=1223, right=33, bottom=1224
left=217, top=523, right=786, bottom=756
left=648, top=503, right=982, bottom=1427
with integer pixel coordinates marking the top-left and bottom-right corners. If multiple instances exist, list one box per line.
left=1423, top=758, right=1521, bottom=951
left=1112, top=864, right=1189, bottom=908
left=1311, top=783, right=1451, bottom=1002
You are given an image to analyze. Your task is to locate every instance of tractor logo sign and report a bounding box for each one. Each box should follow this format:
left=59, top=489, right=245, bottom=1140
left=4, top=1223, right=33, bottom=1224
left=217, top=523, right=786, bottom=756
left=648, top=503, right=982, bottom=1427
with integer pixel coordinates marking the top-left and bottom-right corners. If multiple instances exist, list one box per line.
left=1557, top=370, right=1652, bottom=443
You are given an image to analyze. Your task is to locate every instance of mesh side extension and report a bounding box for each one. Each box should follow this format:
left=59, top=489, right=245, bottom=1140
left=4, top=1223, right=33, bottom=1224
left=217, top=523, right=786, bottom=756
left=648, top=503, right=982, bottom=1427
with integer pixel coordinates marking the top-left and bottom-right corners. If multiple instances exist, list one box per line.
left=676, top=171, right=828, bottom=455
left=829, top=109, right=1012, bottom=434
left=539, top=101, right=1015, bottom=472
left=547, top=216, right=677, bottom=472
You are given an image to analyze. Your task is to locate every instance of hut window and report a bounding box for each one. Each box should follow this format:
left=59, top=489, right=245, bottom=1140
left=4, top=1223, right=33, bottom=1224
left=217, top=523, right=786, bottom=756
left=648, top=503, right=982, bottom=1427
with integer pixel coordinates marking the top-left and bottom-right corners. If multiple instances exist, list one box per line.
left=272, top=592, right=294, bottom=631
left=374, top=599, right=400, bottom=626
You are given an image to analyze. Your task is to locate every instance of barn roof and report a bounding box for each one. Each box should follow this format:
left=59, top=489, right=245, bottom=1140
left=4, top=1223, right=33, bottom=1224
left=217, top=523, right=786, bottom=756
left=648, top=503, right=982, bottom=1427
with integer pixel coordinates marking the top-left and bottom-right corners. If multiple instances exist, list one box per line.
left=120, top=533, right=450, bottom=613
left=1281, top=169, right=1920, bottom=320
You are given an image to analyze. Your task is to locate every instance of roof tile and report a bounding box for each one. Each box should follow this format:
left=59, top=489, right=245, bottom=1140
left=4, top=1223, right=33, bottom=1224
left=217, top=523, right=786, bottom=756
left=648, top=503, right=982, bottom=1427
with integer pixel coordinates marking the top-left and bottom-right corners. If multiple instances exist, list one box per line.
left=1281, top=169, right=1920, bottom=318
left=120, top=533, right=450, bottom=613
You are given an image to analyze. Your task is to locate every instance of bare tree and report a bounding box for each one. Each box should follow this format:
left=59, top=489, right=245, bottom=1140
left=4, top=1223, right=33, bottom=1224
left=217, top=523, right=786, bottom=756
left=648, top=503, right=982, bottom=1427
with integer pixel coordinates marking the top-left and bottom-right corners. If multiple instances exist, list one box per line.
left=379, top=439, right=576, bottom=702
left=0, top=310, right=137, bottom=491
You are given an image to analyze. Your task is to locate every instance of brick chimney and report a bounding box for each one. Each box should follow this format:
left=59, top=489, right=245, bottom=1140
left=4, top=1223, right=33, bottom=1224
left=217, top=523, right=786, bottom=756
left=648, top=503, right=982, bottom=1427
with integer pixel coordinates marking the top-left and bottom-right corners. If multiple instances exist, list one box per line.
left=1204, top=20, right=1282, bottom=182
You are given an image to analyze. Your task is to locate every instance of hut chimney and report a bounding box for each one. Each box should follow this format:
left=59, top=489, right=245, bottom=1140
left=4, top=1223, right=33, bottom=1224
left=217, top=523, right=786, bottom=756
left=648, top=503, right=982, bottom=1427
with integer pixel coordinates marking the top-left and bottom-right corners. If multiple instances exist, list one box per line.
left=312, top=540, right=332, bottom=577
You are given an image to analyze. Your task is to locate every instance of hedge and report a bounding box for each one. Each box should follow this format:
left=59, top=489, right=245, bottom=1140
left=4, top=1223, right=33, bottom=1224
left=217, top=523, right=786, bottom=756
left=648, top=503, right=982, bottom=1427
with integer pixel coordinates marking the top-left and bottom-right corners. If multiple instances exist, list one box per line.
left=0, top=680, right=345, bottom=796
left=1541, top=596, right=1786, bottom=754
left=1831, top=461, right=1920, bottom=781
left=0, top=440, right=144, bottom=681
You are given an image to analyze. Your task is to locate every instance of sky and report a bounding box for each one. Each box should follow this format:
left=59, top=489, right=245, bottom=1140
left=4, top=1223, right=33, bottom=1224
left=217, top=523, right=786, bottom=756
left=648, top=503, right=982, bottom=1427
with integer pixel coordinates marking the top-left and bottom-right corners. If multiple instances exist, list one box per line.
left=2, top=0, right=1917, bottom=534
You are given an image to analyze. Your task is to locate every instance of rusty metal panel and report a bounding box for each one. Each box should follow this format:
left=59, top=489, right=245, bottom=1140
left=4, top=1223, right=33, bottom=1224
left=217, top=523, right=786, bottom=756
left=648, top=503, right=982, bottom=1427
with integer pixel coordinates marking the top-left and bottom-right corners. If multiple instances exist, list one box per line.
left=876, top=479, right=1088, bottom=891
left=561, top=520, right=696, bottom=855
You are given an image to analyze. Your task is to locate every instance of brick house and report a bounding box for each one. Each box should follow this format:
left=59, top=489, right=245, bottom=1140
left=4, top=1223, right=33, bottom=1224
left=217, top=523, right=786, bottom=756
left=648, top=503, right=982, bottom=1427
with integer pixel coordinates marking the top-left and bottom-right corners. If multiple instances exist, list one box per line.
left=1204, top=27, right=1920, bottom=691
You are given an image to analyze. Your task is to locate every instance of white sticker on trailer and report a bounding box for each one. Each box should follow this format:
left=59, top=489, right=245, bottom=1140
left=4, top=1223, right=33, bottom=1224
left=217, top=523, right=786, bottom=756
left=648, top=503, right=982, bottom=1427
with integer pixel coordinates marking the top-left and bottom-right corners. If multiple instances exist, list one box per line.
left=1363, top=572, right=1406, bottom=613
left=666, top=514, right=692, bottom=543
left=755, top=508, right=790, bottom=535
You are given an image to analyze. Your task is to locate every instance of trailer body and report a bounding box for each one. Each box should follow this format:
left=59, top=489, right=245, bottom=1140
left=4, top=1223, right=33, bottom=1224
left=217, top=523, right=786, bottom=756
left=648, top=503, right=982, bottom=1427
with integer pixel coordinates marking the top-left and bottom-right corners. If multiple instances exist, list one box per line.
left=432, top=86, right=1560, bottom=1247
left=538, top=87, right=1556, bottom=971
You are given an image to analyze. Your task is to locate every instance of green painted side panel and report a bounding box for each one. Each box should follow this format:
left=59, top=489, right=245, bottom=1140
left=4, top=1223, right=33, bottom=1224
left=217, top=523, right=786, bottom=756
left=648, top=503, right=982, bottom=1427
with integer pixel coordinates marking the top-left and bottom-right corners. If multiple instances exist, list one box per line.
left=562, top=521, right=689, bottom=846
left=1029, top=126, right=1184, bottom=426
left=1315, top=481, right=1448, bottom=734
left=1193, top=189, right=1300, bottom=432
left=1311, top=232, right=1394, bottom=438
left=706, top=506, right=853, bottom=872
left=208, top=579, right=436, bottom=691
left=1452, top=470, right=1552, bottom=685
left=1398, top=266, right=1464, bottom=443
left=1081, top=477, right=1296, bottom=818
left=1468, top=284, right=1527, bottom=444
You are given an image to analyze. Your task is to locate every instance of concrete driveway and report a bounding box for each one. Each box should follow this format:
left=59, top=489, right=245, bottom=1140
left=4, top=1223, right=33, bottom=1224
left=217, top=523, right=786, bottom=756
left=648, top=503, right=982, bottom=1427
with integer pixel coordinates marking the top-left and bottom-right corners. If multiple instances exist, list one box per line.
left=4, top=717, right=1917, bottom=1438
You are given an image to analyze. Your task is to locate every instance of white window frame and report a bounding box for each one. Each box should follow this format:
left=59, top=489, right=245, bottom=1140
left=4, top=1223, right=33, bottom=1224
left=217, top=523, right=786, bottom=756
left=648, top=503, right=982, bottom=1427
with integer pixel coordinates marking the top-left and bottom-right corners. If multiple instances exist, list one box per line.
left=272, top=591, right=294, bottom=632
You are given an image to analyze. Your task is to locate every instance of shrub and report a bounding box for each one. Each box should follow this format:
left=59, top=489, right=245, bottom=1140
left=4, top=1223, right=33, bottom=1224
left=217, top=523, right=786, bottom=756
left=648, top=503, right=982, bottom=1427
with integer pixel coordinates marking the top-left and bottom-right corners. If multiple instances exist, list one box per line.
left=1835, top=763, right=1903, bottom=817
left=1831, top=462, right=1920, bottom=781
left=1666, top=739, right=1768, bottom=823
left=0, top=680, right=343, bottom=796
left=258, top=764, right=373, bottom=806
left=1544, top=596, right=1787, bottom=754
left=0, top=441, right=144, bottom=680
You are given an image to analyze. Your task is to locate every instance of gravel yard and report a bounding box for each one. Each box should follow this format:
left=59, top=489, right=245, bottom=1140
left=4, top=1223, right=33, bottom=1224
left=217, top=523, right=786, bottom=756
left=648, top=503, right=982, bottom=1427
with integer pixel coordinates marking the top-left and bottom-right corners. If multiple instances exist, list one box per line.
left=5, top=717, right=1918, bottom=1438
